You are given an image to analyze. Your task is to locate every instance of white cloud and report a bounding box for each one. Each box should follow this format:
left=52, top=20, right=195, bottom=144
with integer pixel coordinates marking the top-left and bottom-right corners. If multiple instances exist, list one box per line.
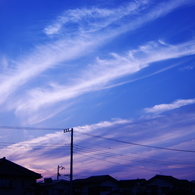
left=179, top=64, right=195, bottom=71
left=1, top=0, right=195, bottom=124
left=13, top=39, right=195, bottom=124
left=74, top=118, right=131, bottom=134
left=0, top=1, right=150, bottom=109
left=0, top=35, right=101, bottom=107
left=145, top=98, right=195, bottom=114
left=1, top=118, right=129, bottom=153
left=43, top=0, right=149, bottom=35
left=0, top=56, right=9, bottom=69
left=43, top=0, right=195, bottom=37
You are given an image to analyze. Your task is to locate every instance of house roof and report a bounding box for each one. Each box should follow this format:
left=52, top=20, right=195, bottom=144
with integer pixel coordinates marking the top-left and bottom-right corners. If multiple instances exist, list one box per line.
left=86, top=175, right=118, bottom=183
left=74, top=175, right=118, bottom=185
left=143, top=174, right=195, bottom=187
left=143, top=175, right=195, bottom=190
left=143, top=175, right=179, bottom=186
left=0, top=157, right=42, bottom=179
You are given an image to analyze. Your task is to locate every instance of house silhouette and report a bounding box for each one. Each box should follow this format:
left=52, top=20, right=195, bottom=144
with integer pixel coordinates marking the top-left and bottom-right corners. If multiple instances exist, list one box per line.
left=0, top=157, right=42, bottom=195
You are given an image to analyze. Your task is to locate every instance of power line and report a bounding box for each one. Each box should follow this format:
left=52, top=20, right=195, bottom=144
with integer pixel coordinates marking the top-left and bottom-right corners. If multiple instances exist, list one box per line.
left=0, top=126, right=63, bottom=131
left=75, top=131, right=195, bottom=153
left=1, top=141, right=193, bottom=166
left=75, top=151, right=159, bottom=173
left=74, top=144, right=195, bottom=167
left=1, top=125, right=194, bottom=153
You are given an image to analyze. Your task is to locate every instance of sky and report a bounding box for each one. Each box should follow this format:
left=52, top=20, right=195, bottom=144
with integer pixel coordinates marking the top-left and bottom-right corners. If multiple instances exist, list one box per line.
left=0, top=0, right=195, bottom=181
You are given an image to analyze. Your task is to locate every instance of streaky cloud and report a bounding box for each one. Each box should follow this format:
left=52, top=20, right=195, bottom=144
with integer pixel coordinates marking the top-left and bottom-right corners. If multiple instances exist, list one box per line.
left=14, top=40, right=195, bottom=124
left=1, top=0, right=195, bottom=125
left=0, top=0, right=149, bottom=108
left=0, top=118, right=130, bottom=176
left=1, top=111, right=195, bottom=179
left=0, top=36, right=100, bottom=107
left=43, top=0, right=149, bottom=35
left=145, top=98, right=195, bottom=114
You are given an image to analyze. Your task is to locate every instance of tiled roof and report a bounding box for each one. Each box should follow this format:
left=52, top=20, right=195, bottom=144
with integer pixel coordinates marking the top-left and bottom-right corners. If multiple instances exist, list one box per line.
left=0, top=157, right=42, bottom=179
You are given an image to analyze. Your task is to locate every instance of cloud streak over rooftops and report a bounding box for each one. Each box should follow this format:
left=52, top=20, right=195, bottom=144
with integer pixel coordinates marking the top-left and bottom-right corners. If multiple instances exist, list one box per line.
left=1, top=110, right=195, bottom=179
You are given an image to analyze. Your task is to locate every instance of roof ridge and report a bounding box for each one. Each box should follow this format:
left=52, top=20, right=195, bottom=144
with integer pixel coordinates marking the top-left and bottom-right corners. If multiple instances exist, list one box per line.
left=0, top=157, right=42, bottom=179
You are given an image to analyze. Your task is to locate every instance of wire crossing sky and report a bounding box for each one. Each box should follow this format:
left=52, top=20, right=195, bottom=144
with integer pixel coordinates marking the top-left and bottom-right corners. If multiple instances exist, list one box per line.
left=0, top=0, right=195, bottom=180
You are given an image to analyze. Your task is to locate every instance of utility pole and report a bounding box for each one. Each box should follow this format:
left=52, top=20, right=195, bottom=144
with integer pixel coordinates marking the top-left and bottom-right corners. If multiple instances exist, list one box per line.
left=64, top=128, right=73, bottom=195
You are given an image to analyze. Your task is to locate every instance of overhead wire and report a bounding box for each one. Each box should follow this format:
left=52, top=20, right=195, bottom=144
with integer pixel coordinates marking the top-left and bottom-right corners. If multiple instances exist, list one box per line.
left=0, top=126, right=63, bottom=131
left=74, top=150, right=159, bottom=173
left=1, top=125, right=195, bottom=153
left=1, top=125, right=194, bottom=172
left=1, top=125, right=194, bottom=180
left=2, top=142, right=193, bottom=171
left=73, top=144, right=195, bottom=167
left=75, top=131, right=195, bottom=153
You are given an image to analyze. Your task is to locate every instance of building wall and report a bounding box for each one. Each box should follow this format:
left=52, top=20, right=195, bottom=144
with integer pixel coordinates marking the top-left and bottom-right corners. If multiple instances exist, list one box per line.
left=145, top=178, right=174, bottom=195
left=0, top=177, right=36, bottom=195
left=86, top=179, right=118, bottom=195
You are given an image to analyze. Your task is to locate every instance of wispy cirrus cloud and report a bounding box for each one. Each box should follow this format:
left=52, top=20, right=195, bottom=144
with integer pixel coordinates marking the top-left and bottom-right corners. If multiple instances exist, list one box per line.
left=1, top=0, right=195, bottom=125
left=43, top=0, right=195, bottom=37
left=43, top=0, right=149, bottom=35
left=0, top=1, right=149, bottom=108
left=145, top=98, right=195, bottom=114
left=14, top=39, right=195, bottom=124
left=0, top=37, right=101, bottom=105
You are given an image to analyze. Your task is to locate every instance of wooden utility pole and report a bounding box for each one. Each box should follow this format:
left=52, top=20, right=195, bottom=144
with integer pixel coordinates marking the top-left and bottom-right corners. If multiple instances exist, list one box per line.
left=64, top=128, right=73, bottom=195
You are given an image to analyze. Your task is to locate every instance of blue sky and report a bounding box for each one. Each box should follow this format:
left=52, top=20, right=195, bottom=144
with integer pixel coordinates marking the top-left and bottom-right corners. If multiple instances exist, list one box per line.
left=0, top=0, right=195, bottom=181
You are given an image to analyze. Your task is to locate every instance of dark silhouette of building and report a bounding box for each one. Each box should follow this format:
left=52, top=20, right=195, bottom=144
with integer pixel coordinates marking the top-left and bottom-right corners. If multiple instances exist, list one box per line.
left=0, top=157, right=42, bottom=195
left=119, top=179, right=146, bottom=195
left=2, top=157, right=194, bottom=195
left=73, top=175, right=119, bottom=195
left=143, top=175, right=195, bottom=195
left=37, top=178, right=69, bottom=195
